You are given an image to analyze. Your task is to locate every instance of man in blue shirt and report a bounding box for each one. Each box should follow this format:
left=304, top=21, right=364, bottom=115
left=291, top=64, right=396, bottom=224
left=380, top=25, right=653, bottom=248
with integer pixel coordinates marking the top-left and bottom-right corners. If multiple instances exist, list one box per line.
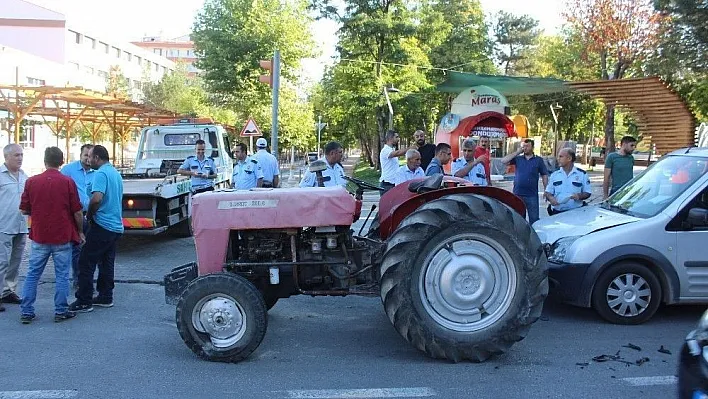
left=425, top=143, right=452, bottom=176
left=61, top=144, right=94, bottom=286
left=231, top=143, right=263, bottom=190
left=544, top=148, right=591, bottom=215
left=70, top=145, right=123, bottom=313
left=452, top=138, right=488, bottom=186
left=300, top=141, right=346, bottom=188
left=178, top=139, right=217, bottom=194
left=501, top=139, right=549, bottom=225
left=394, top=149, right=425, bottom=185
left=254, top=138, right=280, bottom=188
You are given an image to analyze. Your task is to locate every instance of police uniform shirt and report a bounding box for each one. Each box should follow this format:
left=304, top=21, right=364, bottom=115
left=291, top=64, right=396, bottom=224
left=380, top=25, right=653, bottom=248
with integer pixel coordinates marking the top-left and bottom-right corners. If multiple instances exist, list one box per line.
left=180, top=156, right=216, bottom=190
left=232, top=157, right=264, bottom=190
left=545, top=166, right=592, bottom=212
left=425, top=158, right=444, bottom=176
left=299, top=159, right=346, bottom=188
left=394, top=165, right=425, bottom=185
left=254, top=149, right=280, bottom=184
left=451, top=158, right=487, bottom=186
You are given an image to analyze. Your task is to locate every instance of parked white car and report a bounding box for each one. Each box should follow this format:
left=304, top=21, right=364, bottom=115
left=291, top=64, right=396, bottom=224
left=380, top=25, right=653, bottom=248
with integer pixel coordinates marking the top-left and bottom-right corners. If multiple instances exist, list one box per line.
left=534, top=147, right=708, bottom=324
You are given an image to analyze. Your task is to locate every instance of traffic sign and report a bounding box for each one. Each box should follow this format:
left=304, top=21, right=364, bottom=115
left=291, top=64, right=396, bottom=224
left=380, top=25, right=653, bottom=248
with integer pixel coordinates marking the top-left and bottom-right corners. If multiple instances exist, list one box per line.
left=239, top=118, right=262, bottom=137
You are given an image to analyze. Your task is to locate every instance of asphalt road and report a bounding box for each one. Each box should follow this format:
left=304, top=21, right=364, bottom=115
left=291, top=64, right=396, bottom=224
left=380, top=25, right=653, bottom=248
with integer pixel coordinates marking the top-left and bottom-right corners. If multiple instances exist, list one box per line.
left=0, top=280, right=702, bottom=399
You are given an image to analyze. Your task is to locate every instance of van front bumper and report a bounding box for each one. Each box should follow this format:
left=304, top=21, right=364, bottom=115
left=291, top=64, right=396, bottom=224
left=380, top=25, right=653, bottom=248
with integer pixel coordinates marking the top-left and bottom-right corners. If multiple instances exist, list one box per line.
left=548, top=261, right=592, bottom=307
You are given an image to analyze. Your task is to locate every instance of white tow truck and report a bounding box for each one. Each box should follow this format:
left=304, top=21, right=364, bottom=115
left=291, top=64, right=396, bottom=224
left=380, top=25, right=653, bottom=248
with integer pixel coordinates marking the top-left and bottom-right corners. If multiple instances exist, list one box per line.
left=120, top=118, right=233, bottom=236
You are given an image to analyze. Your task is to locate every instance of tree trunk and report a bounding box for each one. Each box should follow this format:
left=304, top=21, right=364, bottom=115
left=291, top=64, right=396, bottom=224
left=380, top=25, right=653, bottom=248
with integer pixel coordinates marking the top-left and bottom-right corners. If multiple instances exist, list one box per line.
left=604, top=104, right=616, bottom=154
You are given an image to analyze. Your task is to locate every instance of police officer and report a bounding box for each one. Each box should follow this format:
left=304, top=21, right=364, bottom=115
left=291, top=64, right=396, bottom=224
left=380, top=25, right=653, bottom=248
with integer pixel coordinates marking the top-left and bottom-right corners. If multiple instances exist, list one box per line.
left=253, top=138, right=280, bottom=188
left=544, top=148, right=591, bottom=215
left=451, top=138, right=487, bottom=186
left=299, top=141, right=346, bottom=188
left=231, top=142, right=263, bottom=190
left=177, top=139, right=217, bottom=194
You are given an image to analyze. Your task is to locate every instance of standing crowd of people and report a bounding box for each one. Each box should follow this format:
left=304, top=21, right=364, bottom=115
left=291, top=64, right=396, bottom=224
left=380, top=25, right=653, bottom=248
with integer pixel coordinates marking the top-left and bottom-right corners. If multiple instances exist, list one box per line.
left=0, top=143, right=123, bottom=323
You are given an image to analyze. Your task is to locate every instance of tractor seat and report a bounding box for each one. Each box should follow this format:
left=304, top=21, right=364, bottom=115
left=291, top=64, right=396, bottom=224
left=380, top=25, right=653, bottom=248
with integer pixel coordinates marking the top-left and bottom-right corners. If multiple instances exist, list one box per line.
left=408, top=174, right=444, bottom=194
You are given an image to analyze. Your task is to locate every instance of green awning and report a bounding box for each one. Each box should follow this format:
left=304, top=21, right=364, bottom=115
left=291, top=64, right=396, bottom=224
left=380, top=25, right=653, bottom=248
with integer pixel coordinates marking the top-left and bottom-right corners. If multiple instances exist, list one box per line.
left=436, top=71, right=571, bottom=96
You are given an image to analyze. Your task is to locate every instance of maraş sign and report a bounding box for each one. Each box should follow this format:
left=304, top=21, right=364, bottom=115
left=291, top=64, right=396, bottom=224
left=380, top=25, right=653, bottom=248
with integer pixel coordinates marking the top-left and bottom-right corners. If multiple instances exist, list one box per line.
left=470, top=90, right=502, bottom=107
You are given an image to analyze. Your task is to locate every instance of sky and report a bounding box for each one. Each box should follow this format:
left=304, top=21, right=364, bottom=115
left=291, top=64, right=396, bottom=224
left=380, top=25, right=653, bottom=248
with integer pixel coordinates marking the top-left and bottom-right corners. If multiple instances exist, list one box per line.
left=26, top=0, right=566, bottom=83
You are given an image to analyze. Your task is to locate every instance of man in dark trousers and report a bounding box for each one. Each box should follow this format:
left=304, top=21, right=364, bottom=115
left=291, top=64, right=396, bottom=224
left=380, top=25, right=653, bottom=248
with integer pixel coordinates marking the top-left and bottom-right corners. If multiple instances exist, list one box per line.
left=501, top=139, right=549, bottom=225
left=19, top=147, right=84, bottom=323
left=70, top=145, right=123, bottom=313
left=414, top=130, right=436, bottom=172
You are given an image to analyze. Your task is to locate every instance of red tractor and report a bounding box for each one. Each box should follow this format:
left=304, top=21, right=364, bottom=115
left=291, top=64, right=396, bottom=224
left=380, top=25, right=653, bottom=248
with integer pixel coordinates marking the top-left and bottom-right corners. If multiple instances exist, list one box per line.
left=164, top=171, right=548, bottom=363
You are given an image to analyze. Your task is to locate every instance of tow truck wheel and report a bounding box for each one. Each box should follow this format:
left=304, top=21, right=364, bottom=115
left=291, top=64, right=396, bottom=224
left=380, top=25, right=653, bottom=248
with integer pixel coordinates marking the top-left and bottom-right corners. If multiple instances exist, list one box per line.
left=379, top=194, right=548, bottom=362
left=176, top=273, right=267, bottom=363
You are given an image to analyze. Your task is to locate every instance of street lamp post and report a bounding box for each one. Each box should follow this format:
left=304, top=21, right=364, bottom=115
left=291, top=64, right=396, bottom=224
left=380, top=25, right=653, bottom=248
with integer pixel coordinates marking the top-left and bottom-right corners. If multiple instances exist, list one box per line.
left=383, top=86, right=399, bottom=131
left=550, top=103, right=563, bottom=156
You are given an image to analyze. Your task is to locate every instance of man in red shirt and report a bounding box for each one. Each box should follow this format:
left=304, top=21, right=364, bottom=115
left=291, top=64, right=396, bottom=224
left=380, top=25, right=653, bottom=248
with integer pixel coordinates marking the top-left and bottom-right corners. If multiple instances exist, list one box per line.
left=18, top=147, right=85, bottom=324
left=474, top=136, right=492, bottom=186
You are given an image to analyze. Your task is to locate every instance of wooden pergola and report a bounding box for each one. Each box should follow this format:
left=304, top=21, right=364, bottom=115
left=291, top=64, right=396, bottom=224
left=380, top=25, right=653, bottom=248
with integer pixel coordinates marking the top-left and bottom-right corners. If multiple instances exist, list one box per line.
left=0, top=85, right=180, bottom=164
left=565, top=77, right=696, bottom=155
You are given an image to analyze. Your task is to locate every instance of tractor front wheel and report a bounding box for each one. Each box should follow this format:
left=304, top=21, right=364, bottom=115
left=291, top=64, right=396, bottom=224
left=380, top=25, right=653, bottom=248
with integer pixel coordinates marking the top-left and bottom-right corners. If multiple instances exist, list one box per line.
left=176, top=273, right=267, bottom=362
left=379, top=194, right=548, bottom=362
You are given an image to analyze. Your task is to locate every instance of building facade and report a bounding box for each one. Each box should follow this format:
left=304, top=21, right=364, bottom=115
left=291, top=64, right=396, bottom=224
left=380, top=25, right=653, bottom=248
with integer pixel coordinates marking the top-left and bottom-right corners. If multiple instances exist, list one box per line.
left=131, top=35, right=198, bottom=76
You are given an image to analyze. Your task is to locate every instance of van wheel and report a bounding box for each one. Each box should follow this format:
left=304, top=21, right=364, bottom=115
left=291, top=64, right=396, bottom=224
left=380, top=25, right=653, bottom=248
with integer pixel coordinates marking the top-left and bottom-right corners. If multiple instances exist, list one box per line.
left=591, top=262, right=662, bottom=325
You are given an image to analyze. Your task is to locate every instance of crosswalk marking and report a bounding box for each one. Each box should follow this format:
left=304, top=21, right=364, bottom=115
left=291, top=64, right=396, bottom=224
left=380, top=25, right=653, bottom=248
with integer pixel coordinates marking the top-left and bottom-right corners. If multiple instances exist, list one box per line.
left=0, top=391, right=78, bottom=399
left=285, top=387, right=436, bottom=398
left=621, top=376, right=678, bottom=386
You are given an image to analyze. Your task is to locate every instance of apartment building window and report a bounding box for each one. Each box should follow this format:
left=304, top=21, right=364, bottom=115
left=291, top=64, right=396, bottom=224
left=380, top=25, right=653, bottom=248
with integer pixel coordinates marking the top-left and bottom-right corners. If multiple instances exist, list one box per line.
left=85, top=36, right=96, bottom=50
left=100, top=42, right=109, bottom=54
left=69, top=30, right=81, bottom=44
left=154, top=63, right=159, bottom=72
left=162, top=66, right=167, bottom=75
left=19, top=125, right=35, bottom=149
left=124, top=52, right=132, bottom=62
left=83, top=66, right=94, bottom=75
left=153, top=48, right=163, bottom=56
left=135, top=56, right=142, bottom=65
left=97, top=70, right=108, bottom=78
left=26, top=77, right=45, bottom=86
left=68, top=62, right=80, bottom=70
left=133, top=80, right=141, bottom=90
left=113, top=47, right=120, bottom=58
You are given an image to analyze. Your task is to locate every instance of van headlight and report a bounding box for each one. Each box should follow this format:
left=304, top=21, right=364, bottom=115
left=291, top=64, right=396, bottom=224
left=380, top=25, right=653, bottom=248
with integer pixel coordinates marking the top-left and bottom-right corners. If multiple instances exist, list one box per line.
left=548, top=236, right=581, bottom=263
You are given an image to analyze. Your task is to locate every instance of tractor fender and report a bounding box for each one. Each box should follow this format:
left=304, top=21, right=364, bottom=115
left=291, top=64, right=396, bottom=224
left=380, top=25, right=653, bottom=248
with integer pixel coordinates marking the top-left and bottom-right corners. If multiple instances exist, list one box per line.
left=378, top=180, right=527, bottom=240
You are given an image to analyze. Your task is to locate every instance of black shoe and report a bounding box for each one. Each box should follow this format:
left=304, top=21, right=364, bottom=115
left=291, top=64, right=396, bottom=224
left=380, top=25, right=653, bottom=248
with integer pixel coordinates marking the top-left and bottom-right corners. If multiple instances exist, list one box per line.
left=68, top=301, right=93, bottom=313
left=2, top=292, right=21, bottom=304
left=20, top=314, right=35, bottom=324
left=92, top=296, right=113, bottom=308
left=54, top=311, right=77, bottom=322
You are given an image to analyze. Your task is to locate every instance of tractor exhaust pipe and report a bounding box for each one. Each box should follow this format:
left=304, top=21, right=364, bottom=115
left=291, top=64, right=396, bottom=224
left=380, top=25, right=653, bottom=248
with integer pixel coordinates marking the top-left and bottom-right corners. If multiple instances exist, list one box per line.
left=357, top=204, right=377, bottom=236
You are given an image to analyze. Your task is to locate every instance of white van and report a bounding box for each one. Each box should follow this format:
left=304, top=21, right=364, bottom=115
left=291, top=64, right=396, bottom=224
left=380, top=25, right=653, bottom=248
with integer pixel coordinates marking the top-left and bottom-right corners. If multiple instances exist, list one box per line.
left=533, top=147, right=708, bottom=324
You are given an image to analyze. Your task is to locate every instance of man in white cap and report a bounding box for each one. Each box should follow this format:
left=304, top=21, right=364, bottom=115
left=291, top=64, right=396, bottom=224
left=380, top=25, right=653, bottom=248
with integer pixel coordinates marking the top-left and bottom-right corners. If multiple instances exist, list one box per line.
left=253, top=137, right=280, bottom=188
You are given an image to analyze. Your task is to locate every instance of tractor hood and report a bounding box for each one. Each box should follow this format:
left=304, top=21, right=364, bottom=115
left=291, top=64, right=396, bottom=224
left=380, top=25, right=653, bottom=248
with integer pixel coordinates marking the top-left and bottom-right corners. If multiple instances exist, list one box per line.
left=533, top=204, right=641, bottom=245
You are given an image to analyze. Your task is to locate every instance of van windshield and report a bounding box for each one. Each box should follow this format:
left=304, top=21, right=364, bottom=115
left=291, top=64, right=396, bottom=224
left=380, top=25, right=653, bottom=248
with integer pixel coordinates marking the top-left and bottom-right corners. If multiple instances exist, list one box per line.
left=604, top=155, right=708, bottom=218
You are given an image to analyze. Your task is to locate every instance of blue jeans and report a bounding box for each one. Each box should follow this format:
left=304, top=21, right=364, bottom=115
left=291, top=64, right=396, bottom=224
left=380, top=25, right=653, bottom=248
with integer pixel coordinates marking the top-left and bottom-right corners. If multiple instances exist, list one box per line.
left=519, top=194, right=540, bottom=226
left=20, top=242, right=72, bottom=316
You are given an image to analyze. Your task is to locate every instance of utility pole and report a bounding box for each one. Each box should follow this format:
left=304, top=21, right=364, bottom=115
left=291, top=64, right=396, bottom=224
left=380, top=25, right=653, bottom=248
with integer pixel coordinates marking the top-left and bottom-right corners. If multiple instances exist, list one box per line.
left=317, top=115, right=322, bottom=157
left=259, top=50, right=281, bottom=156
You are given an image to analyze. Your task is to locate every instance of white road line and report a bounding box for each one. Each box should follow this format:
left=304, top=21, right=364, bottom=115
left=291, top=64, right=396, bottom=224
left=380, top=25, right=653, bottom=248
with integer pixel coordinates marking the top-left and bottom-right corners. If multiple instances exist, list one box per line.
left=621, top=376, right=678, bottom=386
left=285, top=387, right=436, bottom=398
left=0, top=391, right=78, bottom=399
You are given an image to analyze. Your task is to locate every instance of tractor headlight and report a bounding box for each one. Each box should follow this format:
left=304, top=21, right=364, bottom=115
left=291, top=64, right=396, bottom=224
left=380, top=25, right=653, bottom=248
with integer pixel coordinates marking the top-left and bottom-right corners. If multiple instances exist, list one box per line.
left=548, top=236, right=581, bottom=263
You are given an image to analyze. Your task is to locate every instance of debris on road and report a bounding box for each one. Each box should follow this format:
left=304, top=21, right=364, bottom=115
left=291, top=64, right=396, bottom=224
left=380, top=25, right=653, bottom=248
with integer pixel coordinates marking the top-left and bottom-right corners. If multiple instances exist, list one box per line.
left=635, top=357, right=650, bottom=366
left=658, top=345, right=672, bottom=355
left=622, top=343, right=642, bottom=351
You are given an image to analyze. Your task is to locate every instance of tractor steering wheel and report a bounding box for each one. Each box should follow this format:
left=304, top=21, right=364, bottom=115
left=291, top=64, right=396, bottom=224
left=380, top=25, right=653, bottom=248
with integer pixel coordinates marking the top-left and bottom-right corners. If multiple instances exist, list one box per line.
left=343, top=175, right=384, bottom=192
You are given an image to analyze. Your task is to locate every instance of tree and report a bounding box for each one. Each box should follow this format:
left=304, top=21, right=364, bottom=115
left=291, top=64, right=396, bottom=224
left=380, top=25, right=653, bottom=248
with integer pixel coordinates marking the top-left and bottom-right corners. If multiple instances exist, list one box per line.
left=493, top=11, right=541, bottom=75
left=192, top=0, right=315, bottom=105
left=106, top=65, right=129, bottom=99
left=142, top=63, right=211, bottom=116
left=564, top=0, right=665, bottom=152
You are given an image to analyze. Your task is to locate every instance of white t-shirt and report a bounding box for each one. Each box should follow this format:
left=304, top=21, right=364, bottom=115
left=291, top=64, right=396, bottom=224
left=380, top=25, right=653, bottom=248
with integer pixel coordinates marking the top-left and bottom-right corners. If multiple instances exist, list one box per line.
left=379, top=144, right=399, bottom=183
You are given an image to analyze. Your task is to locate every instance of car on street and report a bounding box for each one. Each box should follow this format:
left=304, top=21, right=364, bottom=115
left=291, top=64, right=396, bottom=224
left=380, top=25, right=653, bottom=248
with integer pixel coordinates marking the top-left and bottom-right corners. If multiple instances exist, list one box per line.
left=534, top=147, right=708, bottom=324
left=678, top=308, right=708, bottom=399
left=306, top=152, right=319, bottom=164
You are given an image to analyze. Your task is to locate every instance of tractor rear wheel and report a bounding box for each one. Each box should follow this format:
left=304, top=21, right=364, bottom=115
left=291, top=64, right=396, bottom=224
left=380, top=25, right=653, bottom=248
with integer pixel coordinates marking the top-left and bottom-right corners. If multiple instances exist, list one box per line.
left=176, top=273, right=267, bottom=362
left=379, top=194, right=548, bottom=362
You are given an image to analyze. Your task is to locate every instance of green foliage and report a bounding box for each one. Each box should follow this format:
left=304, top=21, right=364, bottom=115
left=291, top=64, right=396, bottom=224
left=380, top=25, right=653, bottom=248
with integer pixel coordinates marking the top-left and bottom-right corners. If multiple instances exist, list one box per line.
left=106, top=65, right=129, bottom=99
left=492, top=11, right=541, bottom=75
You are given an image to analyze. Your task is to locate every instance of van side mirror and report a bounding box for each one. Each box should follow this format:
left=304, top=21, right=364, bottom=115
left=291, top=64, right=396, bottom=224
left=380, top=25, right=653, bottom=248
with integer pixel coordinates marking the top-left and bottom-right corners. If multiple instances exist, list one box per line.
left=688, top=208, right=708, bottom=227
